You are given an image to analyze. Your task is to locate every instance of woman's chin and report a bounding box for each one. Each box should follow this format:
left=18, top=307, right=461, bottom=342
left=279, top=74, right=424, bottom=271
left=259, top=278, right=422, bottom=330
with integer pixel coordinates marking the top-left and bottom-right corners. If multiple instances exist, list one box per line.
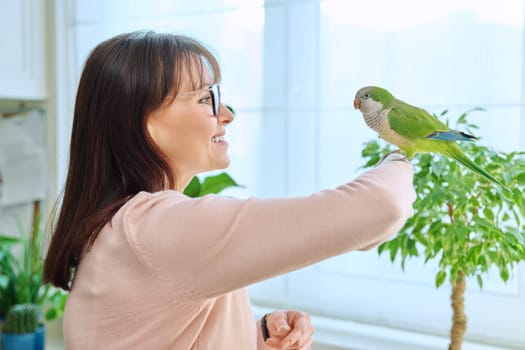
left=217, top=158, right=231, bottom=170
left=209, top=158, right=231, bottom=171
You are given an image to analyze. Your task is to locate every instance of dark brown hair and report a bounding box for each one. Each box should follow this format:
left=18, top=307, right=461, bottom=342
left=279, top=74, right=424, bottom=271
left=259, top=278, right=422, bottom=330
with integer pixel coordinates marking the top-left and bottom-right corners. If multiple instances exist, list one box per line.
left=43, top=31, right=221, bottom=290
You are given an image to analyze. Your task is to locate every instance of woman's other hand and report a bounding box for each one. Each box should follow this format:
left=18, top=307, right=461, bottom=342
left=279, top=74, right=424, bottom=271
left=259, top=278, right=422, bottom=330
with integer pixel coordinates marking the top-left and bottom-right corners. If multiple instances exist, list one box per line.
left=264, top=310, right=314, bottom=349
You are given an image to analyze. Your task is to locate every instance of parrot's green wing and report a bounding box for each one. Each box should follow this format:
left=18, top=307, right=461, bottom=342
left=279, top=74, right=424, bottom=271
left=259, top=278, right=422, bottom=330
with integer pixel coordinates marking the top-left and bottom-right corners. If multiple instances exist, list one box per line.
left=387, top=100, right=450, bottom=140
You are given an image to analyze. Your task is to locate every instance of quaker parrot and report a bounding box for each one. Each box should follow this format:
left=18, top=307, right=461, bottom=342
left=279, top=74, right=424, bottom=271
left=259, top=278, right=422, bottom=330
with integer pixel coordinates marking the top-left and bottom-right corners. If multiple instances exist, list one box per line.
left=354, top=86, right=509, bottom=191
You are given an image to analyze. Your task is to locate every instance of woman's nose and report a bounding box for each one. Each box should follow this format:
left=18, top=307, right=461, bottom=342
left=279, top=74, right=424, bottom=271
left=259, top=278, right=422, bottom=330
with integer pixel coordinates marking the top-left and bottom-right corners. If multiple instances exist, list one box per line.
left=218, top=103, right=235, bottom=125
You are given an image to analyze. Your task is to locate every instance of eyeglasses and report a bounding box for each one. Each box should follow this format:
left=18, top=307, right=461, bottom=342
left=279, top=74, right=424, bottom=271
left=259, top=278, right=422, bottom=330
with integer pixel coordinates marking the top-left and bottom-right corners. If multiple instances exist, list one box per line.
left=178, top=84, right=221, bottom=117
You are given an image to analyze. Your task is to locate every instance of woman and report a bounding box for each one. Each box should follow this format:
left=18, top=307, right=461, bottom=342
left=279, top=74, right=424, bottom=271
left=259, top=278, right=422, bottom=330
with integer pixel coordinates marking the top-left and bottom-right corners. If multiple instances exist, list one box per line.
left=43, top=31, right=416, bottom=349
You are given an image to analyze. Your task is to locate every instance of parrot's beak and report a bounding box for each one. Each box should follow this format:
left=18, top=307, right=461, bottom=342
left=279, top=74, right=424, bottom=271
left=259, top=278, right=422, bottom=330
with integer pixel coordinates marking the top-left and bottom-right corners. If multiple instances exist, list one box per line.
left=353, top=98, right=361, bottom=109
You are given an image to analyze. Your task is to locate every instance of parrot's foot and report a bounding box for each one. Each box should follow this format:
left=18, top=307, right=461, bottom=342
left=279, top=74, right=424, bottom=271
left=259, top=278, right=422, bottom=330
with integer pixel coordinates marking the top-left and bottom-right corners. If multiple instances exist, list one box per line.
left=379, top=149, right=409, bottom=164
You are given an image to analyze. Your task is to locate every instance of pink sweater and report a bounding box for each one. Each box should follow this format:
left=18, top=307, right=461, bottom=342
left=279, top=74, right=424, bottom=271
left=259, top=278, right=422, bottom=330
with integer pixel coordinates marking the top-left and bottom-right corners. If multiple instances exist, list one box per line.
left=64, top=157, right=415, bottom=349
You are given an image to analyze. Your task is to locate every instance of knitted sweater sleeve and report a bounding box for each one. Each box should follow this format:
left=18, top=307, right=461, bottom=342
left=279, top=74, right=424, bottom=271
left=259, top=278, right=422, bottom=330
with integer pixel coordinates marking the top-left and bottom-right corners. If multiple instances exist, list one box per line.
left=124, top=157, right=415, bottom=299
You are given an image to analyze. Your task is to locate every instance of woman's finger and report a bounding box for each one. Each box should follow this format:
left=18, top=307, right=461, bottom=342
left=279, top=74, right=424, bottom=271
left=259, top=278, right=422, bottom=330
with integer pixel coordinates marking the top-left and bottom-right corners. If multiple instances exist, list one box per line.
left=280, top=316, right=310, bottom=348
left=286, top=325, right=313, bottom=349
left=268, top=311, right=292, bottom=337
left=295, top=326, right=314, bottom=348
left=298, top=337, right=313, bottom=350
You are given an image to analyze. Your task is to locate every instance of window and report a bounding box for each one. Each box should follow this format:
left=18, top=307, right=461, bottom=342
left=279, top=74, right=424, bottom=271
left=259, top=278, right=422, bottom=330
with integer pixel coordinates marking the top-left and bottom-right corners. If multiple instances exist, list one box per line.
left=250, top=1, right=525, bottom=348
left=64, top=0, right=525, bottom=348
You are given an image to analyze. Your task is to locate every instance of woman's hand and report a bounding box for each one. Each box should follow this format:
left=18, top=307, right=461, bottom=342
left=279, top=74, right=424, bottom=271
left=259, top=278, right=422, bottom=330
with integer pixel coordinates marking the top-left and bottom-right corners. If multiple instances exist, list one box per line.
left=262, top=310, right=314, bottom=349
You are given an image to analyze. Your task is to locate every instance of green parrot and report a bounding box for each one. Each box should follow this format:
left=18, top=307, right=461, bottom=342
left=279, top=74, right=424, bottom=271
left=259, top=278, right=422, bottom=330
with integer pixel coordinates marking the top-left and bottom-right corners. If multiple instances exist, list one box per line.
left=354, top=86, right=509, bottom=192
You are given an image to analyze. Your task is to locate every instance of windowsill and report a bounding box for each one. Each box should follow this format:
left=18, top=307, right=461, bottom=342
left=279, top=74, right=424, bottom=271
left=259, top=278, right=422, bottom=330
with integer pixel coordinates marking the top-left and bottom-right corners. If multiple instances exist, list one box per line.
left=253, top=305, right=517, bottom=350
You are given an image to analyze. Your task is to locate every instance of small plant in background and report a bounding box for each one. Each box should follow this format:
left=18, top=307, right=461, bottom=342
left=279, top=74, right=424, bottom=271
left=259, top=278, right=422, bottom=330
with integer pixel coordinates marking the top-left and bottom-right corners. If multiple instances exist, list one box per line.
left=0, top=202, right=67, bottom=322
left=2, top=304, right=41, bottom=334
left=361, top=111, right=525, bottom=349
left=1, top=303, right=44, bottom=350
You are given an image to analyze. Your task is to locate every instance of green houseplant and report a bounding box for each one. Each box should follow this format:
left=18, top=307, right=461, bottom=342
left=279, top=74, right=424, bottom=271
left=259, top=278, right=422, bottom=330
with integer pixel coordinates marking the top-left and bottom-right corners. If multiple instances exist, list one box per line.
left=1, top=304, right=43, bottom=350
left=0, top=201, right=67, bottom=349
left=361, top=111, right=525, bottom=349
left=3, top=304, right=41, bottom=334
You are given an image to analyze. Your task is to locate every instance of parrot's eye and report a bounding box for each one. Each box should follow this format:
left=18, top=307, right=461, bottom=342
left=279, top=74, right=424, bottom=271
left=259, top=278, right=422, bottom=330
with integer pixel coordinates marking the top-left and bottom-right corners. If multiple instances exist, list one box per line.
left=363, top=93, right=370, bottom=98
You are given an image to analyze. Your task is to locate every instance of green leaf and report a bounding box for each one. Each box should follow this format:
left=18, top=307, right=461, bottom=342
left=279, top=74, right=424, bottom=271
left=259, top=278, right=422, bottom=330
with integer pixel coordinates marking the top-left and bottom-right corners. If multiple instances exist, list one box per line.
left=450, top=265, right=458, bottom=283
left=516, top=172, right=525, bottom=185
left=364, top=156, right=381, bottom=168
left=0, top=236, right=20, bottom=245
left=433, top=240, right=443, bottom=255
left=435, top=270, right=447, bottom=288
left=467, top=245, right=482, bottom=263
left=427, top=221, right=442, bottom=234
left=225, top=104, right=236, bottom=115
left=377, top=241, right=388, bottom=255
left=483, top=208, right=494, bottom=221
left=454, top=226, right=468, bottom=241
left=476, top=274, right=483, bottom=289
left=457, top=113, right=467, bottom=125
left=389, top=239, right=399, bottom=262
left=478, top=255, right=487, bottom=268
left=183, top=176, right=201, bottom=197
left=407, top=239, right=418, bottom=256
left=199, top=172, right=241, bottom=196
left=361, top=140, right=380, bottom=159
left=500, top=266, right=510, bottom=282
left=431, top=161, right=446, bottom=178
left=487, top=250, right=498, bottom=263
left=44, top=308, right=57, bottom=321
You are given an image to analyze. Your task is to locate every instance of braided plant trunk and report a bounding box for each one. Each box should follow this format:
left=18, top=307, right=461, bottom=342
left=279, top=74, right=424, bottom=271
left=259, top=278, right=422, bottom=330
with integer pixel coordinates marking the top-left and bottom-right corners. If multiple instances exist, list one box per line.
left=446, top=201, right=468, bottom=349
left=449, top=271, right=467, bottom=349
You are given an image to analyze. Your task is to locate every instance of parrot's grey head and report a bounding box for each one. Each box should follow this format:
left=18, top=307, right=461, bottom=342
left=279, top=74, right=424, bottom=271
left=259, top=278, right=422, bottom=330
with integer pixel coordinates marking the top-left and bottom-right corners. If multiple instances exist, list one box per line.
left=354, top=86, right=394, bottom=115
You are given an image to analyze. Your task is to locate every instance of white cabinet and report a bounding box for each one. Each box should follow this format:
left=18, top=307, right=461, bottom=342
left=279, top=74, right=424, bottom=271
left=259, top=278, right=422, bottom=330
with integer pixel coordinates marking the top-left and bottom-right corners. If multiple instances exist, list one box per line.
left=0, top=0, right=46, bottom=99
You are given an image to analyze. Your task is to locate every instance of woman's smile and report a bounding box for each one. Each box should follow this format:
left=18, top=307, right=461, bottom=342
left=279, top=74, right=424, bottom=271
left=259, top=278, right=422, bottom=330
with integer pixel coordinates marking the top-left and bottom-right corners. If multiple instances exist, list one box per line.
left=211, top=134, right=228, bottom=145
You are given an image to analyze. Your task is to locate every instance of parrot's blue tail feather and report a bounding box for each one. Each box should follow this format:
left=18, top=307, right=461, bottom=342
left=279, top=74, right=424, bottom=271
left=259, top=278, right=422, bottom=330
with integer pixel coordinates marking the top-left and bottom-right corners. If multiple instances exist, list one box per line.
left=426, top=130, right=478, bottom=142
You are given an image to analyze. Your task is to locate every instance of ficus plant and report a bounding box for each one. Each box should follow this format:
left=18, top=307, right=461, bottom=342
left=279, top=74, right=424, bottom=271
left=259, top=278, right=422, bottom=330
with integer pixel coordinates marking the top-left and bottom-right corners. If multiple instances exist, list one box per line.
left=361, top=111, right=525, bottom=350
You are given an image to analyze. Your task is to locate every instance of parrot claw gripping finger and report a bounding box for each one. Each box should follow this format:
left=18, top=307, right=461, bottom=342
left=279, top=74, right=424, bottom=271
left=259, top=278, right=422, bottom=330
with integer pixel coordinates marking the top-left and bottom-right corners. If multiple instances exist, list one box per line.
left=379, top=149, right=409, bottom=164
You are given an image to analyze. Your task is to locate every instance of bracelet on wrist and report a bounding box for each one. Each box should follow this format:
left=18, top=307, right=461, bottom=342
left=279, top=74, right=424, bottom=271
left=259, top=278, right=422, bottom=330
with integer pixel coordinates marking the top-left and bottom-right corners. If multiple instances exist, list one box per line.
left=261, top=313, right=271, bottom=341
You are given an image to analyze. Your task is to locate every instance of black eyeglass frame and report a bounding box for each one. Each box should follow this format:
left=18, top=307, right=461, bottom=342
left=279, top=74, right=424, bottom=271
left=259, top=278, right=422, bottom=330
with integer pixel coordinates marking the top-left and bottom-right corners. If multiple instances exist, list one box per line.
left=177, top=84, right=221, bottom=117
left=209, top=84, right=221, bottom=117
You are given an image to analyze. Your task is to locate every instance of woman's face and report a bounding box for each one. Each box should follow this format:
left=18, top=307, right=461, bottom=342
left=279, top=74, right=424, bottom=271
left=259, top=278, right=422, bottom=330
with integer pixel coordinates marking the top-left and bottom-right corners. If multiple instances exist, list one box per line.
left=146, top=66, right=234, bottom=190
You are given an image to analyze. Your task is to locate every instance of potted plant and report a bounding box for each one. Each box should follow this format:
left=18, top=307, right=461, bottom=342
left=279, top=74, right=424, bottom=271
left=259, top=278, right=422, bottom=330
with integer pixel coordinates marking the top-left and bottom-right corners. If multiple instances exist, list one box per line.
left=1, top=304, right=43, bottom=350
left=0, top=201, right=67, bottom=349
left=361, top=111, right=525, bottom=349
